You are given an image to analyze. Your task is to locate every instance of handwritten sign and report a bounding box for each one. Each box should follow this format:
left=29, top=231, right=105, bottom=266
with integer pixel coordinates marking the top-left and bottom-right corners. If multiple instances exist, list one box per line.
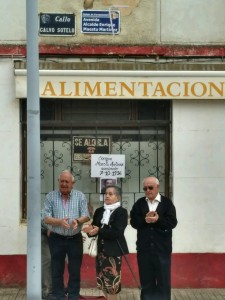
left=91, top=154, right=125, bottom=178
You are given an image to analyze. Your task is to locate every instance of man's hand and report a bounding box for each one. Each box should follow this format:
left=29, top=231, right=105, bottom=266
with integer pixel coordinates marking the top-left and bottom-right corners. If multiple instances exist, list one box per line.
left=145, top=211, right=159, bottom=223
left=71, top=219, right=79, bottom=230
left=61, top=217, right=70, bottom=229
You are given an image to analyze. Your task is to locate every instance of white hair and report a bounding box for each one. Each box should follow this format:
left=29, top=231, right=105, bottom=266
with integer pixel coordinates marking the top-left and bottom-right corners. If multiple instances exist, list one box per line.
left=142, top=176, right=159, bottom=185
left=59, top=170, right=75, bottom=183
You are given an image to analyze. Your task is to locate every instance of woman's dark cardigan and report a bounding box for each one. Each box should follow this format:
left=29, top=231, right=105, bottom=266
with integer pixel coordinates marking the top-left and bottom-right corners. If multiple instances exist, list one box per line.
left=91, top=206, right=129, bottom=257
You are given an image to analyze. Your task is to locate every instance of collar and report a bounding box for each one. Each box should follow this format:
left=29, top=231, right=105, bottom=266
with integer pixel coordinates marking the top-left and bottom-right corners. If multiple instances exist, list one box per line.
left=145, top=192, right=161, bottom=203
left=60, top=190, right=72, bottom=199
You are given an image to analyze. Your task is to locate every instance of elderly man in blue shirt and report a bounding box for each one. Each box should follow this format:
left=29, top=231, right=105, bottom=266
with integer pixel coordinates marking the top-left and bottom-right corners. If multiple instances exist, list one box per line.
left=43, top=170, right=90, bottom=300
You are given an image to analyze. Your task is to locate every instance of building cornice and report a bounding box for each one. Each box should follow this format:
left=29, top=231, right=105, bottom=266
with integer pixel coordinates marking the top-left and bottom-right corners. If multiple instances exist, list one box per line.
left=2, top=44, right=225, bottom=58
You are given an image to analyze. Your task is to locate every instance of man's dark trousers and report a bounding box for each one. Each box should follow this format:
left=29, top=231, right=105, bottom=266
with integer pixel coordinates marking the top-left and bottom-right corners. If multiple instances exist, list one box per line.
left=48, top=233, right=83, bottom=300
left=138, top=252, right=171, bottom=300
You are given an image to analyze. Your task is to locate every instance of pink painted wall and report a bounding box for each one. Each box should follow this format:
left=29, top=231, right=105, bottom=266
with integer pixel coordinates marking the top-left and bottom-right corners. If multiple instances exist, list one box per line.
left=0, top=253, right=224, bottom=288
left=1, top=45, right=225, bottom=57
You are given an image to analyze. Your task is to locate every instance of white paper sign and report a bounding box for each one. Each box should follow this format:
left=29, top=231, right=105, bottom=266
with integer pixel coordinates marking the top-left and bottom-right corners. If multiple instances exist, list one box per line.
left=91, top=154, right=125, bottom=178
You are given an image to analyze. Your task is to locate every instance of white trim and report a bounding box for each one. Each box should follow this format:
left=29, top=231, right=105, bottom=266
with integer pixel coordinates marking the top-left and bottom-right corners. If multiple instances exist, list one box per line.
left=15, top=69, right=225, bottom=77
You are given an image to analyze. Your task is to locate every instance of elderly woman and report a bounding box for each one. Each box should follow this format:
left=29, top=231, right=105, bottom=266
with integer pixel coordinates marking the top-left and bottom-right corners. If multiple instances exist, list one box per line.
left=83, top=185, right=129, bottom=300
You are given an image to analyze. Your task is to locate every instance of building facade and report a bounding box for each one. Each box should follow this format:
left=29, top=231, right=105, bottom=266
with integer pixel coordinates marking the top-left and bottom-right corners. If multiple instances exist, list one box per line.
left=1, top=0, right=225, bottom=288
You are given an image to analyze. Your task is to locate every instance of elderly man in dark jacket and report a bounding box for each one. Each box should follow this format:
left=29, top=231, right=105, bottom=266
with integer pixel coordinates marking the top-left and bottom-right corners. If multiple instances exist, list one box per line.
left=130, top=176, right=177, bottom=300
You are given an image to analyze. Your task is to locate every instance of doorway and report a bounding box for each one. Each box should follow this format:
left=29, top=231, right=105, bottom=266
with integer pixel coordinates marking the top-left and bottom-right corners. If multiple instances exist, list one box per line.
left=21, top=99, right=171, bottom=219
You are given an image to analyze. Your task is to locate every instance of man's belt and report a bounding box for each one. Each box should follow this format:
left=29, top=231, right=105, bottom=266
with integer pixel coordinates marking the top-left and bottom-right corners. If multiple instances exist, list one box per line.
left=50, top=232, right=81, bottom=239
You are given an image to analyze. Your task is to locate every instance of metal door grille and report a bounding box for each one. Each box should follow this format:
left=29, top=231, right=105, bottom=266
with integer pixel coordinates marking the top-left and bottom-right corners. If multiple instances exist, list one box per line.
left=21, top=99, right=171, bottom=219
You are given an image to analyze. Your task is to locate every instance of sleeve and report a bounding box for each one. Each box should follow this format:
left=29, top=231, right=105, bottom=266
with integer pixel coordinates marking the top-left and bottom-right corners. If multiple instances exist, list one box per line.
left=98, top=208, right=128, bottom=240
left=42, top=193, right=54, bottom=231
left=157, top=200, right=178, bottom=230
left=130, top=200, right=147, bottom=230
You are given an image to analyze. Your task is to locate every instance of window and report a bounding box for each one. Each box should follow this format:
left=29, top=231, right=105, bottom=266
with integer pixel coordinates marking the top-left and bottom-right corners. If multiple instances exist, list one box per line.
left=21, top=99, right=171, bottom=219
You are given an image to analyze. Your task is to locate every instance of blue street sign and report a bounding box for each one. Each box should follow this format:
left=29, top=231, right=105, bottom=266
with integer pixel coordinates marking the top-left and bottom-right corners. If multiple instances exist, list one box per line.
left=39, top=13, right=75, bottom=36
left=81, top=10, right=120, bottom=34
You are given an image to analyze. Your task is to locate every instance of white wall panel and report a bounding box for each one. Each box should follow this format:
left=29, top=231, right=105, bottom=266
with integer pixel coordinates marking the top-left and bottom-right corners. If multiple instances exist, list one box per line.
left=0, top=0, right=159, bottom=44
left=2, top=0, right=225, bottom=45
left=161, top=0, right=225, bottom=43
left=0, top=60, right=26, bottom=254
left=0, top=1, right=26, bottom=41
left=172, top=100, right=225, bottom=252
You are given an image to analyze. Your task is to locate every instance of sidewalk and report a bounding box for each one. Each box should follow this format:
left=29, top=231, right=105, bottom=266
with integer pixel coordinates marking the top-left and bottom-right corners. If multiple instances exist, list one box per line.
left=1, top=288, right=225, bottom=300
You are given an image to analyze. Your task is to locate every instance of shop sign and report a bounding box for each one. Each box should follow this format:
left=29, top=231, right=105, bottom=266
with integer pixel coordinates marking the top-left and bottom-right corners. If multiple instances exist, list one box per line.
left=81, top=10, right=120, bottom=34
left=39, top=13, right=75, bottom=36
left=73, top=136, right=111, bottom=161
left=16, top=70, right=225, bottom=100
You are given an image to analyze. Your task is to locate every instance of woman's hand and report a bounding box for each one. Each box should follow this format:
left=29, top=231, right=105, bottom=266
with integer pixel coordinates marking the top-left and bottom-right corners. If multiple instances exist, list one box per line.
left=82, top=225, right=99, bottom=235
left=89, top=225, right=99, bottom=236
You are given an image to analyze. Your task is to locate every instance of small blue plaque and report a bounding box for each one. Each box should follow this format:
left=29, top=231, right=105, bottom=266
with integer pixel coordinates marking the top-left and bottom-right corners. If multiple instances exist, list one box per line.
left=39, top=13, right=75, bottom=36
left=81, top=10, right=120, bottom=34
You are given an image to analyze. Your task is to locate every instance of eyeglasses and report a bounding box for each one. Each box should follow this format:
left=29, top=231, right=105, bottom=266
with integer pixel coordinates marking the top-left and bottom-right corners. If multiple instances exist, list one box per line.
left=143, top=186, right=154, bottom=191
